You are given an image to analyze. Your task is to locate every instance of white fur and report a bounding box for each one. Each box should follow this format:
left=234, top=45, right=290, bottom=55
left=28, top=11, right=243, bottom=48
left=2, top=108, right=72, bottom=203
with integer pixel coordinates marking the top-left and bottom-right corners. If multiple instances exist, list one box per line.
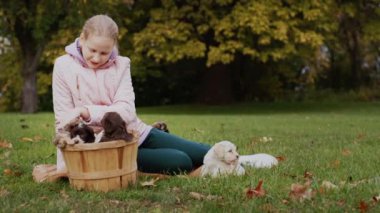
left=239, top=153, right=278, bottom=168
left=201, top=141, right=245, bottom=177
left=71, top=135, right=85, bottom=144
left=94, top=130, right=104, bottom=143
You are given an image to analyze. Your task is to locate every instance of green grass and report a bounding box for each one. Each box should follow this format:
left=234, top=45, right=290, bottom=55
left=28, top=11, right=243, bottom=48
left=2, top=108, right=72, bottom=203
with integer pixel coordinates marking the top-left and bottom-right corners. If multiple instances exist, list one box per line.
left=1, top=101, right=380, bottom=212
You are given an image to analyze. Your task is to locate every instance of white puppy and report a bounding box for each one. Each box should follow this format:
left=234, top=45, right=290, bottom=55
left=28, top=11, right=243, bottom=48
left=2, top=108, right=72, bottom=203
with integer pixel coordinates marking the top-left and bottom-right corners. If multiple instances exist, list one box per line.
left=239, top=153, right=278, bottom=168
left=201, top=141, right=245, bottom=177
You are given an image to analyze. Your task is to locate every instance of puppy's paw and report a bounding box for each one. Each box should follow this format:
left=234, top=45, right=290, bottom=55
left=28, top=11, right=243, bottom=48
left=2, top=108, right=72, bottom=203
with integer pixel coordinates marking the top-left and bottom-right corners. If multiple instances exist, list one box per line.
left=152, top=121, right=169, bottom=133
left=53, top=133, right=71, bottom=148
left=71, top=135, right=85, bottom=144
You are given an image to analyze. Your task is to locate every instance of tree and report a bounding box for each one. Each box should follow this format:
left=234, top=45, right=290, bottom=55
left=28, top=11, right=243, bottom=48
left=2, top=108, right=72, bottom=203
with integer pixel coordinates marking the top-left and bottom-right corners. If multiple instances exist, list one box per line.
left=0, top=0, right=73, bottom=112
left=132, top=0, right=335, bottom=103
left=332, top=0, right=380, bottom=88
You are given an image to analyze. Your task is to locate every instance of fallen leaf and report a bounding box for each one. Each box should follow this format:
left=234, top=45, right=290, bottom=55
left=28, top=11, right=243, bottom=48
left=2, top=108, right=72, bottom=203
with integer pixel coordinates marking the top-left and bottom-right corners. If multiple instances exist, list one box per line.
left=289, top=181, right=314, bottom=202
left=246, top=180, right=266, bottom=198
left=189, top=192, right=222, bottom=201
left=0, top=188, right=10, bottom=197
left=33, top=135, right=42, bottom=142
left=260, top=203, right=277, bottom=212
left=189, top=192, right=204, bottom=200
left=140, top=177, right=160, bottom=187
left=3, top=169, right=12, bottom=175
left=175, top=196, right=181, bottom=204
left=171, top=187, right=181, bottom=193
left=321, top=180, right=338, bottom=190
left=20, top=137, right=34, bottom=142
left=342, top=149, right=352, bottom=156
left=259, top=136, right=272, bottom=143
left=205, top=194, right=223, bottom=201
left=356, top=133, right=366, bottom=140
left=60, top=190, right=69, bottom=199
left=282, top=199, right=290, bottom=205
left=192, top=128, right=204, bottom=134
left=276, top=156, right=286, bottom=162
left=337, top=199, right=346, bottom=206
left=304, top=171, right=313, bottom=180
left=0, top=141, right=12, bottom=148
left=330, top=160, right=341, bottom=168
left=109, top=200, right=121, bottom=205
left=39, top=196, right=49, bottom=200
left=359, top=201, right=369, bottom=213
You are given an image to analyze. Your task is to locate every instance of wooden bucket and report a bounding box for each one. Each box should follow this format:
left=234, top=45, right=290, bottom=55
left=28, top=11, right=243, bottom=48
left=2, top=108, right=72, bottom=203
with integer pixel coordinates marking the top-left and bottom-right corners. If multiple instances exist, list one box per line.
left=61, top=139, right=138, bottom=192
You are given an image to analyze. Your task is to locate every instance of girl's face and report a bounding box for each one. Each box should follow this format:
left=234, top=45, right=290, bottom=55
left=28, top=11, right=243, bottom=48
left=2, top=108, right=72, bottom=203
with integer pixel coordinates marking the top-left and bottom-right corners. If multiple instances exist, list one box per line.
left=80, top=34, right=115, bottom=69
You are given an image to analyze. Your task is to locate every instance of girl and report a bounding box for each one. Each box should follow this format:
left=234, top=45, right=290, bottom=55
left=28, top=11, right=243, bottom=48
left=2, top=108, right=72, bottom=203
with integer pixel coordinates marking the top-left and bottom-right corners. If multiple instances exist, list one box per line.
left=52, top=14, right=210, bottom=176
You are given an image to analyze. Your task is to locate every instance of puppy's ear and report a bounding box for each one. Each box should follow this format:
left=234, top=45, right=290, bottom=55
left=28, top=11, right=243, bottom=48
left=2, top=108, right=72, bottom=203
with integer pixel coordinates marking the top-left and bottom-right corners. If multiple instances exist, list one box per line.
left=63, top=118, right=80, bottom=132
left=213, top=143, right=225, bottom=160
left=102, top=118, right=113, bottom=132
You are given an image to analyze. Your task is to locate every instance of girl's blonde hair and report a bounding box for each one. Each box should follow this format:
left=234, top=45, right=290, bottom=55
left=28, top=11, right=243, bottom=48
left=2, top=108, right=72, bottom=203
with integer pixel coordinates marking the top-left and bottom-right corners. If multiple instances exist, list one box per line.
left=81, top=15, right=119, bottom=42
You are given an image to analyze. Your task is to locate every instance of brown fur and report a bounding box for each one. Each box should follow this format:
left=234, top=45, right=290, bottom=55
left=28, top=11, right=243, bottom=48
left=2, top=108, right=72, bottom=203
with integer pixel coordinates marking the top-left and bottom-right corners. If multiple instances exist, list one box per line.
left=100, top=112, right=133, bottom=142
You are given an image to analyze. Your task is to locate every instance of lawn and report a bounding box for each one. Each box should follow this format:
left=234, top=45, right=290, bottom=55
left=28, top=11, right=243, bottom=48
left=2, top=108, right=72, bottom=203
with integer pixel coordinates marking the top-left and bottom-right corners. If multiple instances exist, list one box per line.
left=1, top=101, right=380, bottom=212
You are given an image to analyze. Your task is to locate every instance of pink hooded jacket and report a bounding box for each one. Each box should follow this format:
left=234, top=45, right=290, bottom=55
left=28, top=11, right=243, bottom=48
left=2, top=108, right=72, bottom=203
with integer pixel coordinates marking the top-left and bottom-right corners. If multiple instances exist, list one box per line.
left=53, top=39, right=152, bottom=145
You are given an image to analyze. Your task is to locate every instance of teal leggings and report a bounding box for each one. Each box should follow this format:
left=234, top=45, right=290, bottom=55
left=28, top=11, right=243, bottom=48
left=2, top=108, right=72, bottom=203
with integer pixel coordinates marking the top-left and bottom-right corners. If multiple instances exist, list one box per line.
left=137, top=128, right=211, bottom=175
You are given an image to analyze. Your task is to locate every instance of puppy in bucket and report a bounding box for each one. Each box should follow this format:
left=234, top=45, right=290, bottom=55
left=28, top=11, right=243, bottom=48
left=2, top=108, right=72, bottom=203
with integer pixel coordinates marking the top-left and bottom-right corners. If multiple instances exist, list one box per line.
left=53, top=118, right=95, bottom=148
left=97, top=111, right=134, bottom=142
left=54, top=111, right=170, bottom=148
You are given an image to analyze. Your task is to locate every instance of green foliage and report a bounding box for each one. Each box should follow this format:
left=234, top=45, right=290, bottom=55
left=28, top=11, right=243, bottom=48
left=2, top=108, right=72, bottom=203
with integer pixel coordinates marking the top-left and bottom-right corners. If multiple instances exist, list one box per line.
left=0, top=52, right=22, bottom=111
left=132, top=0, right=335, bottom=67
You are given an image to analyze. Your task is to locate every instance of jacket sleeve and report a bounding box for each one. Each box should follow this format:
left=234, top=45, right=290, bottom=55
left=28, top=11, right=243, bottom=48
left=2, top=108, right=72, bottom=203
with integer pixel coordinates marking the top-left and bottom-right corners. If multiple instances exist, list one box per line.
left=52, top=58, right=76, bottom=131
left=84, top=57, right=138, bottom=125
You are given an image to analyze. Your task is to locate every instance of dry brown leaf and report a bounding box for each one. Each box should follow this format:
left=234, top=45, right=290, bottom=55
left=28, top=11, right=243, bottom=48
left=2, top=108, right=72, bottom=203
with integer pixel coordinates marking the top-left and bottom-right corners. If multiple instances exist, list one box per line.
left=189, top=192, right=204, bottom=200
left=321, top=180, right=338, bottom=190
left=342, top=149, right=352, bottom=156
left=304, top=171, right=313, bottom=180
left=0, top=151, right=11, bottom=160
left=330, top=160, right=341, bottom=168
left=175, top=196, right=181, bottom=204
left=356, top=133, right=366, bottom=140
left=205, top=195, right=223, bottom=201
left=337, top=199, right=346, bottom=206
left=60, top=190, right=69, bottom=199
left=140, top=177, right=160, bottom=187
left=189, top=192, right=222, bottom=201
left=33, top=135, right=42, bottom=142
left=3, top=169, right=12, bottom=175
left=289, top=181, right=315, bottom=202
left=276, top=156, right=286, bottom=162
left=259, top=203, right=277, bottom=212
left=0, top=141, right=12, bottom=148
left=0, top=188, right=10, bottom=197
left=359, top=201, right=369, bottom=213
left=171, top=187, right=181, bottom=193
left=246, top=180, right=266, bottom=198
left=20, top=137, right=34, bottom=142
left=282, top=199, right=290, bottom=205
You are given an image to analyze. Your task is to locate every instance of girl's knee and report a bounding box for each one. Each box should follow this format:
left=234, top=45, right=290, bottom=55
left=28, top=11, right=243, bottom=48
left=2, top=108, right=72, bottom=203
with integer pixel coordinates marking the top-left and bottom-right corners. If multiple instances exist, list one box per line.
left=167, top=151, right=193, bottom=174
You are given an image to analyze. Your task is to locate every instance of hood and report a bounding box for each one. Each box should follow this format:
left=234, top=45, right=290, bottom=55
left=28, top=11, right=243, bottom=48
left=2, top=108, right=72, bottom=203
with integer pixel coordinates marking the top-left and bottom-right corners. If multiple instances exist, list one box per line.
left=65, top=38, right=118, bottom=69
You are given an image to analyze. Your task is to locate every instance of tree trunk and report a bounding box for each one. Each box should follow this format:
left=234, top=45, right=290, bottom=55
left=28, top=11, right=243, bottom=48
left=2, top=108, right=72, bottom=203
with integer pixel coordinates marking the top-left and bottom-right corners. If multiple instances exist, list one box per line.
left=197, top=63, right=234, bottom=104
left=20, top=47, right=43, bottom=113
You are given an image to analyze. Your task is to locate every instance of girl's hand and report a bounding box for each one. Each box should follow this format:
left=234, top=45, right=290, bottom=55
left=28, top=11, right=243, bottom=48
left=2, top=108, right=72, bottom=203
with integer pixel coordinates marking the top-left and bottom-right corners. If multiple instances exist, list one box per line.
left=79, top=107, right=90, bottom=121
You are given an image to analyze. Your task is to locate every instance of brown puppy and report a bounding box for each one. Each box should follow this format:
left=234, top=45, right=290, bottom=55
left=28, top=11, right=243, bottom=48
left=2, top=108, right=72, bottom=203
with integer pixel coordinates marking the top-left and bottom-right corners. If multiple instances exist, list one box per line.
left=100, top=112, right=133, bottom=142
